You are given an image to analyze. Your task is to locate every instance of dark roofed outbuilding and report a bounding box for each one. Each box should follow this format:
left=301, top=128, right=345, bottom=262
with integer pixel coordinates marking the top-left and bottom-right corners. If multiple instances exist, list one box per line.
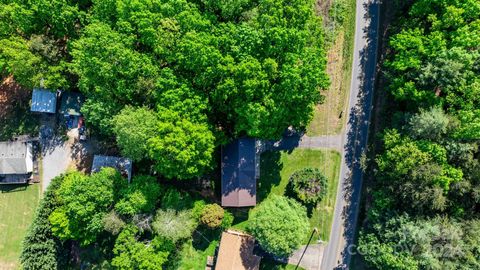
left=221, top=138, right=259, bottom=207
left=60, top=92, right=84, bottom=117
left=31, top=88, right=57, bottom=113
left=91, top=155, right=132, bottom=182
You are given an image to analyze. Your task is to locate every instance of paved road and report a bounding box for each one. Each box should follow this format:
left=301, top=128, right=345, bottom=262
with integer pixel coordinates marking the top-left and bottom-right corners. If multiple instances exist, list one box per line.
left=321, top=0, right=380, bottom=269
left=268, top=134, right=343, bottom=152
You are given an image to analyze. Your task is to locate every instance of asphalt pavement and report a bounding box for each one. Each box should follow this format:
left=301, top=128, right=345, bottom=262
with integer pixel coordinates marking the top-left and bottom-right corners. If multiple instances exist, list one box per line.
left=321, top=0, right=380, bottom=269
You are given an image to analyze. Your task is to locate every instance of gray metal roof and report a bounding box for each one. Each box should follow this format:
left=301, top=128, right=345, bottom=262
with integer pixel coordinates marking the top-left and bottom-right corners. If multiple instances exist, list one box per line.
left=221, top=138, right=257, bottom=207
left=0, top=141, right=30, bottom=174
left=60, top=92, right=84, bottom=116
left=31, top=88, right=57, bottom=113
left=92, top=155, right=132, bottom=181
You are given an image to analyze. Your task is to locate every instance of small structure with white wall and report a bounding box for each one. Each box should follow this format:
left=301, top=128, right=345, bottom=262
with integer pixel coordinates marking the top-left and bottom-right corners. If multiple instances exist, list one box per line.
left=0, top=141, right=34, bottom=184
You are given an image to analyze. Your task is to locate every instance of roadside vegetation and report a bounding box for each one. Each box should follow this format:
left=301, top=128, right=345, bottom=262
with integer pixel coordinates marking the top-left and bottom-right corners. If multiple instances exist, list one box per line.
left=308, top=0, right=356, bottom=136
left=358, top=1, right=480, bottom=269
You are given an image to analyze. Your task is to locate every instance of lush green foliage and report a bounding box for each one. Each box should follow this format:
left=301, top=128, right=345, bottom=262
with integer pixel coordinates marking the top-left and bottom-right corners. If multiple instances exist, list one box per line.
left=359, top=215, right=480, bottom=270
left=112, top=226, right=168, bottom=270
left=20, top=175, right=69, bottom=270
left=200, top=203, right=224, bottom=228
left=112, top=106, right=159, bottom=161
left=0, top=0, right=329, bottom=180
left=49, top=168, right=124, bottom=246
left=288, top=168, right=328, bottom=205
left=248, top=195, right=309, bottom=257
left=115, top=175, right=162, bottom=216
left=360, top=1, right=480, bottom=269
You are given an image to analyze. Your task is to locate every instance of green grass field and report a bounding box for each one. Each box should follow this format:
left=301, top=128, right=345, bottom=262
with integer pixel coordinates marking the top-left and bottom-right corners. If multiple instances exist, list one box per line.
left=0, top=184, right=40, bottom=269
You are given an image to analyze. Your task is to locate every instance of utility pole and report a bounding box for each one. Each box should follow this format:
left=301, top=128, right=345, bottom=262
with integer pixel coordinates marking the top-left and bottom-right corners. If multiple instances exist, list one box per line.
left=295, top=227, right=318, bottom=270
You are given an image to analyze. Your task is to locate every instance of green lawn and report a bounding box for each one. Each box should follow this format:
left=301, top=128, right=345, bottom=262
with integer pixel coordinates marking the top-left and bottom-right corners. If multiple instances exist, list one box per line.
left=257, top=149, right=341, bottom=242
left=0, top=184, right=40, bottom=269
left=232, top=149, right=341, bottom=241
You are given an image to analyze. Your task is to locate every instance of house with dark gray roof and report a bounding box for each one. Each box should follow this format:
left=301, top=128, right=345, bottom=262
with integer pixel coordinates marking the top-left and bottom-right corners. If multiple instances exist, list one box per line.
left=0, top=141, right=33, bottom=184
left=221, top=138, right=260, bottom=207
left=31, top=88, right=57, bottom=113
left=91, top=155, right=132, bottom=182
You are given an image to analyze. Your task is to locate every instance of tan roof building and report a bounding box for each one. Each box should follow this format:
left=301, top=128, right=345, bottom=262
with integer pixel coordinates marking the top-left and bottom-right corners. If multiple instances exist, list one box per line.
left=215, top=230, right=261, bottom=270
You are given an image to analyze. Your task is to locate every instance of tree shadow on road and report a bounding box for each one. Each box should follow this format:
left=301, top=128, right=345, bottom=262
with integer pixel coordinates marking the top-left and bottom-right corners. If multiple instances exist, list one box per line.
left=336, top=0, right=381, bottom=268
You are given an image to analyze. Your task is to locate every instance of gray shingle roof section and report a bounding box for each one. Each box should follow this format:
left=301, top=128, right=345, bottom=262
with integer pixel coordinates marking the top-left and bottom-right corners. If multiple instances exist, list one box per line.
left=221, top=138, right=257, bottom=207
left=0, top=141, right=30, bottom=174
left=31, top=88, right=57, bottom=113
left=91, top=155, right=132, bottom=181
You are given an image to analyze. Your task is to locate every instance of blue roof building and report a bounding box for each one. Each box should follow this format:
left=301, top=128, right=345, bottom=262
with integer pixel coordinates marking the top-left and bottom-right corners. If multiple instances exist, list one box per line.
left=31, top=88, right=57, bottom=113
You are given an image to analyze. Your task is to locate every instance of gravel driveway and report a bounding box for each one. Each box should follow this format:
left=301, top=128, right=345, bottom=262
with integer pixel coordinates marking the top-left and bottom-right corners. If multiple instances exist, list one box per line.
left=40, top=123, right=73, bottom=192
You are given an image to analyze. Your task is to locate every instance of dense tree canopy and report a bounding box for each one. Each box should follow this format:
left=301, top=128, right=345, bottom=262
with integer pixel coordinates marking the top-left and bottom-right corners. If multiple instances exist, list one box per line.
left=112, top=226, right=168, bottom=270
left=0, top=0, right=329, bottom=180
left=248, top=195, right=309, bottom=257
left=49, top=168, right=125, bottom=246
left=360, top=1, right=480, bottom=269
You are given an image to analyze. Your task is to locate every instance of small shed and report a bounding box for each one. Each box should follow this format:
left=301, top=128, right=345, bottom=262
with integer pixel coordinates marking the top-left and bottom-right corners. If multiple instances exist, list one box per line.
left=0, top=141, right=33, bottom=184
left=91, top=155, right=132, bottom=182
left=60, top=92, right=84, bottom=128
left=60, top=92, right=84, bottom=117
left=215, top=230, right=261, bottom=270
left=221, top=138, right=259, bottom=207
left=31, top=88, right=57, bottom=113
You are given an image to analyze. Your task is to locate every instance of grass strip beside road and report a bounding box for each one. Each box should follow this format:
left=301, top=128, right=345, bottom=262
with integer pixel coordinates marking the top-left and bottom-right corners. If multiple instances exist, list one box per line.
left=308, top=0, right=356, bottom=136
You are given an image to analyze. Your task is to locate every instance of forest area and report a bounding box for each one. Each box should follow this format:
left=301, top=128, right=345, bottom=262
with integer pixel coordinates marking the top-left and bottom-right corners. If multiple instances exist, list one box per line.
left=358, top=0, right=480, bottom=269
left=0, top=0, right=334, bottom=269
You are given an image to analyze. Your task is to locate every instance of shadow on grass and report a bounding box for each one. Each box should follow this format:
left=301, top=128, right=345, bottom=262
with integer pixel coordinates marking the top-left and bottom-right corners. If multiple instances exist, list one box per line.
left=0, top=184, right=28, bottom=193
left=257, top=151, right=282, bottom=203
left=192, top=226, right=221, bottom=251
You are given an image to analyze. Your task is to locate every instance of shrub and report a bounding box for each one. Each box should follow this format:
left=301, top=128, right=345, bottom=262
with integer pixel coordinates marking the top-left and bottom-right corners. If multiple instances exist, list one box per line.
left=200, top=204, right=225, bottom=228
left=248, top=195, right=309, bottom=257
left=289, top=168, right=328, bottom=205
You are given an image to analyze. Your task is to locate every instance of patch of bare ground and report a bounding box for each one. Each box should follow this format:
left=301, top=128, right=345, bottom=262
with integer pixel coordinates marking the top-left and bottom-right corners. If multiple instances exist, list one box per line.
left=0, top=76, right=30, bottom=119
